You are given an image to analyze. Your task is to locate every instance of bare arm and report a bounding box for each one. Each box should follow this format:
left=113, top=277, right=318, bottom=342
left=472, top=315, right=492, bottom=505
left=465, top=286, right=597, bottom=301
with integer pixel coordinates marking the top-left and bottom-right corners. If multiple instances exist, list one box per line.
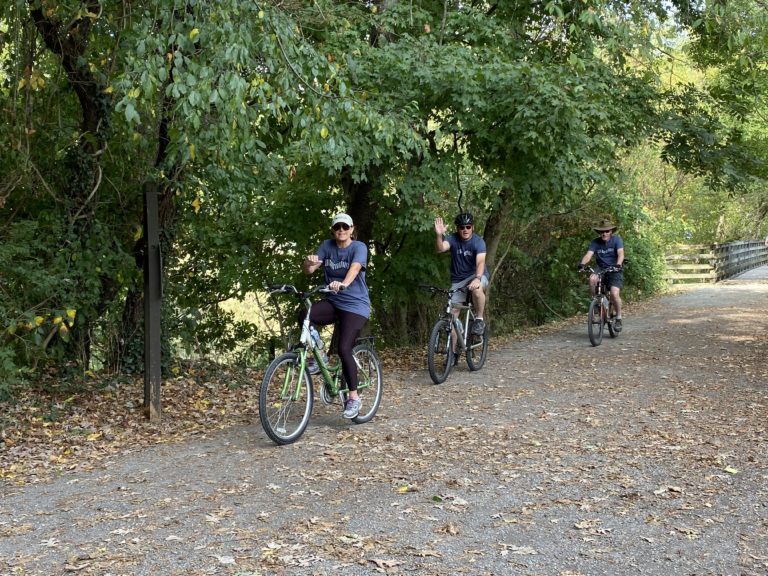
left=580, top=250, right=595, bottom=266
left=330, top=262, right=363, bottom=291
left=616, top=247, right=625, bottom=267
left=303, top=254, right=322, bottom=275
left=468, top=252, right=487, bottom=290
left=475, top=252, right=486, bottom=279
left=434, top=217, right=450, bottom=253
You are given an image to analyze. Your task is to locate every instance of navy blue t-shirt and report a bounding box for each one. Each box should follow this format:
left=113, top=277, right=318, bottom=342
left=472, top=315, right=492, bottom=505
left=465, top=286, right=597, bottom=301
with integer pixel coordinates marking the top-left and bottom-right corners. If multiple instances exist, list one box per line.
left=446, top=233, right=488, bottom=283
left=316, top=239, right=371, bottom=318
left=588, top=235, right=624, bottom=268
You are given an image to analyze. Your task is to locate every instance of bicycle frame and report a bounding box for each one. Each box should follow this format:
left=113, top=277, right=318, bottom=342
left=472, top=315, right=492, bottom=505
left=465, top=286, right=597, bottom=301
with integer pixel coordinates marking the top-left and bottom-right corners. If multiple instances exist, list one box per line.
left=269, top=284, right=375, bottom=399
left=446, top=298, right=474, bottom=353
left=272, top=284, right=346, bottom=399
left=582, top=266, right=621, bottom=346
left=260, top=283, right=384, bottom=444
left=421, top=279, right=488, bottom=384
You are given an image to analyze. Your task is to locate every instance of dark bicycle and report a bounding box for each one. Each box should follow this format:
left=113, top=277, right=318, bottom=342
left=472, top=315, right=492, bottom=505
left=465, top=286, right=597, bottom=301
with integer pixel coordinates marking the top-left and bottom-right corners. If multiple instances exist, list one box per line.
left=420, top=278, right=488, bottom=384
left=580, top=265, right=622, bottom=346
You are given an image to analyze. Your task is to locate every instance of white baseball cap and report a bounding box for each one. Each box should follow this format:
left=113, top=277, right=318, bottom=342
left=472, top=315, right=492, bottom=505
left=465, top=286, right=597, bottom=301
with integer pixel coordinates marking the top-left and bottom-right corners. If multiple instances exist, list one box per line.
left=332, top=213, right=353, bottom=227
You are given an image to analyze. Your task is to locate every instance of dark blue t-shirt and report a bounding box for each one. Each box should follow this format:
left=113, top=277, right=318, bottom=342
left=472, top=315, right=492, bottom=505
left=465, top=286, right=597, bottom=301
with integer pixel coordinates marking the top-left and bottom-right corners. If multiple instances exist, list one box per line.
left=588, top=235, right=624, bottom=268
left=446, top=234, right=488, bottom=283
left=316, top=239, right=371, bottom=318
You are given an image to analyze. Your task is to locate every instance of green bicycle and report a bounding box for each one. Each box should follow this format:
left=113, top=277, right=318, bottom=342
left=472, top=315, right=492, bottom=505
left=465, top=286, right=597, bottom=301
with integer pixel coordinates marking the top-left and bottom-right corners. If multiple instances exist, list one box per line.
left=259, top=284, right=383, bottom=445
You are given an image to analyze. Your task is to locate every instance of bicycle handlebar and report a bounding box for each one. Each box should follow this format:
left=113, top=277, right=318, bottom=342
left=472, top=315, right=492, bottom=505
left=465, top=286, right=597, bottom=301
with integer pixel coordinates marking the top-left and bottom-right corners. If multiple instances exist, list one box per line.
left=267, top=283, right=345, bottom=298
left=579, top=265, right=623, bottom=275
left=419, top=276, right=476, bottom=297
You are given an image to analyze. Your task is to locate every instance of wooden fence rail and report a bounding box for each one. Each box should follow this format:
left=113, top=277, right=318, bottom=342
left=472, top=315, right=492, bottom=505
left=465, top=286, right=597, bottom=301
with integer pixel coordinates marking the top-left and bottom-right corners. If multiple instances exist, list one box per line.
left=664, top=240, right=768, bottom=284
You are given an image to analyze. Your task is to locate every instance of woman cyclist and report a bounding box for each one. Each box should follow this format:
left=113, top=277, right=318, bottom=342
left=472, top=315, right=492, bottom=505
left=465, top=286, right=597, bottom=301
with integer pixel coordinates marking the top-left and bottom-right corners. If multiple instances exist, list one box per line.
left=302, top=213, right=371, bottom=419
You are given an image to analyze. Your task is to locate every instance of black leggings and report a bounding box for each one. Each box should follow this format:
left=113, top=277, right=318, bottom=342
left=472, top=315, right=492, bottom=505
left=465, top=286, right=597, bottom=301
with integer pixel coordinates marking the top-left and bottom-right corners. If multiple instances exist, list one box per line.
left=302, top=300, right=367, bottom=392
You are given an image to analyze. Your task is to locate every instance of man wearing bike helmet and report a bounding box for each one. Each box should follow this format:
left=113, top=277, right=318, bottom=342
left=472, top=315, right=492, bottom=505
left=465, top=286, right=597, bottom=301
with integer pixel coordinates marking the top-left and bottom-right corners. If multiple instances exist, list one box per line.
left=434, top=212, right=489, bottom=335
left=578, top=219, right=624, bottom=329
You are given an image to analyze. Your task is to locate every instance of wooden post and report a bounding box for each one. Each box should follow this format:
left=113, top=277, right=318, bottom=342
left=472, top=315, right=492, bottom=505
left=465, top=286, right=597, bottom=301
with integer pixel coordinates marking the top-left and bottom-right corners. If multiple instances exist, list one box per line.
left=143, top=181, right=162, bottom=422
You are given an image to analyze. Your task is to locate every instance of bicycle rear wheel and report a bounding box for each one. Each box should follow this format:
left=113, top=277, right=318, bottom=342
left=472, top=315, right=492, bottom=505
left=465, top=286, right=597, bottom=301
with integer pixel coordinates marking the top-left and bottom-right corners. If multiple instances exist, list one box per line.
left=259, top=352, right=313, bottom=445
left=466, top=319, right=488, bottom=371
left=350, top=344, right=383, bottom=424
left=587, top=299, right=604, bottom=346
left=427, top=318, right=454, bottom=384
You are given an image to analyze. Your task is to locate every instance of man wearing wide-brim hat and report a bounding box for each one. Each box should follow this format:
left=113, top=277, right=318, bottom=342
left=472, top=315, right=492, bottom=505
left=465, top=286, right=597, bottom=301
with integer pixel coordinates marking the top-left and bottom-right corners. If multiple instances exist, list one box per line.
left=578, top=219, right=625, bottom=330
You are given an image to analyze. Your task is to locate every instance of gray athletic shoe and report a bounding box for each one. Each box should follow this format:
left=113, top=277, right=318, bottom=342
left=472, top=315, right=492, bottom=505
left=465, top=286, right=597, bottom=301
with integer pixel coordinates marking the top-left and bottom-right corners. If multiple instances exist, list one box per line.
left=342, top=397, right=361, bottom=419
left=472, top=319, right=486, bottom=335
left=306, top=352, right=328, bottom=375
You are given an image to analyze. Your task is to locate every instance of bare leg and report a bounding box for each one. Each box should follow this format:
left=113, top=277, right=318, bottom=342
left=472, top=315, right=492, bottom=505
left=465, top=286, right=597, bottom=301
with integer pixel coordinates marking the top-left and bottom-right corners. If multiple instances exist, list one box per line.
left=589, top=274, right=599, bottom=297
left=471, top=287, right=486, bottom=318
left=610, top=287, right=622, bottom=317
left=451, top=309, right=460, bottom=353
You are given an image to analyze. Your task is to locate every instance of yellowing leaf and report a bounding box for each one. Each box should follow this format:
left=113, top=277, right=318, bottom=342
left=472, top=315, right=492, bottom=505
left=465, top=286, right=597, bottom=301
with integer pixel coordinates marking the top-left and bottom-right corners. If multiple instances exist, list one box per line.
left=320, top=126, right=329, bottom=139
left=133, top=226, right=143, bottom=241
left=103, top=86, right=114, bottom=94
left=258, top=10, right=264, bottom=18
left=34, top=316, right=44, bottom=327
left=127, top=87, right=140, bottom=98
left=189, top=28, right=200, bottom=40
left=724, top=466, right=738, bottom=474
left=53, top=316, right=63, bottom=325
left=192, top=196, right=201, bottom=214
left=66, top=309, right=76, bottom=319
left=189, top=143, right=196, bottom=161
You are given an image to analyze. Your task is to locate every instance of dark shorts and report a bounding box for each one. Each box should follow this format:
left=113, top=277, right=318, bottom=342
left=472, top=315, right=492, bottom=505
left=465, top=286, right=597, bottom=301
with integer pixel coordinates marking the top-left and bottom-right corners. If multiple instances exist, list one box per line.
left=602, top=270, right=624, bottom=290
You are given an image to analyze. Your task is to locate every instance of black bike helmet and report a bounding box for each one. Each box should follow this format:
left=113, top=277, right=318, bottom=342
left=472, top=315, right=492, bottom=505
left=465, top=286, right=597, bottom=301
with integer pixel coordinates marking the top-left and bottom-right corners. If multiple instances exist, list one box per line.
left=454, top=212, right=474, bottom=226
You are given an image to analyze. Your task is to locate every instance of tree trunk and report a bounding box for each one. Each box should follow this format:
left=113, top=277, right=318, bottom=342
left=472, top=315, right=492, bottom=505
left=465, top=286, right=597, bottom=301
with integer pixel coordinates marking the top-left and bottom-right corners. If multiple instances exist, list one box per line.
left=341, top=166, right=379, bottom=245
left=31, top=2, right=110, bottom=369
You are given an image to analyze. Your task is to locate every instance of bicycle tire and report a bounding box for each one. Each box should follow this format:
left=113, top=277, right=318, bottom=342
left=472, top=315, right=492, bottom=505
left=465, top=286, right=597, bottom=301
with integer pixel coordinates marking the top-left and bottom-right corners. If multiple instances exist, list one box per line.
left=350, top=344, right=383, bottom=424
left=259, top=352, right=313, bottom=445
left=587, top=298, right=604, bottom=346
left=607, top=300, right=617, bottom=338
left=427, top=318, right=454, bottom=384
left=466, top=320, right=488, bottom=371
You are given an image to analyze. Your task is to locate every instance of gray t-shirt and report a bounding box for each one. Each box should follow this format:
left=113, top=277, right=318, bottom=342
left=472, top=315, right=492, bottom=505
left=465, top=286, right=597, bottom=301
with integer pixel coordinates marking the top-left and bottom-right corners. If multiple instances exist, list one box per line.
left=317, top=239, right=371, bottom=318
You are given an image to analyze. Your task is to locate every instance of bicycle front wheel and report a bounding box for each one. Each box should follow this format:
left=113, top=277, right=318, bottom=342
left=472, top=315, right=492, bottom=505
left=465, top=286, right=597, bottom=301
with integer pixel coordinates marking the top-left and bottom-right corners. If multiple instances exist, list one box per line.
left=427, top=318, right=454, bottom=384
left=259, top=352, right=313, bottom=445
left=466, top=319, right=488, bottom=371
left=350, top=344, right=383, bottom=424
left=587, top=299, right=604, bottom=346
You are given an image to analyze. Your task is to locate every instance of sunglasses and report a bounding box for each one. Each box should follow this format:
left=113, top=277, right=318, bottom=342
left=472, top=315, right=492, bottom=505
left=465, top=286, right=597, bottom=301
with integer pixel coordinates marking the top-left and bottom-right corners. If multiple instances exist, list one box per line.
left=332, top=223, right=350, bottom=231
left=458, top=225, right=473, bottom=231
left=600, top=230, right=612, bottom=234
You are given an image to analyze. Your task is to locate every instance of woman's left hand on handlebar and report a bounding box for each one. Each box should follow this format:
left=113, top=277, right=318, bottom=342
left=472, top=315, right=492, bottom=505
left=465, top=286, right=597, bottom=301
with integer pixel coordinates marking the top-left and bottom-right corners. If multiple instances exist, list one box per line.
left=329, top=281, right=346, bottom=292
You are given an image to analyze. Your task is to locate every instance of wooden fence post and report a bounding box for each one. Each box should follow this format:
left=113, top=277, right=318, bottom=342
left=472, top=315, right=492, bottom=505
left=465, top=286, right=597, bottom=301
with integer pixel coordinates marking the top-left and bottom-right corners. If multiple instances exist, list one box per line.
left=143, top=181, right=162, bottom=422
